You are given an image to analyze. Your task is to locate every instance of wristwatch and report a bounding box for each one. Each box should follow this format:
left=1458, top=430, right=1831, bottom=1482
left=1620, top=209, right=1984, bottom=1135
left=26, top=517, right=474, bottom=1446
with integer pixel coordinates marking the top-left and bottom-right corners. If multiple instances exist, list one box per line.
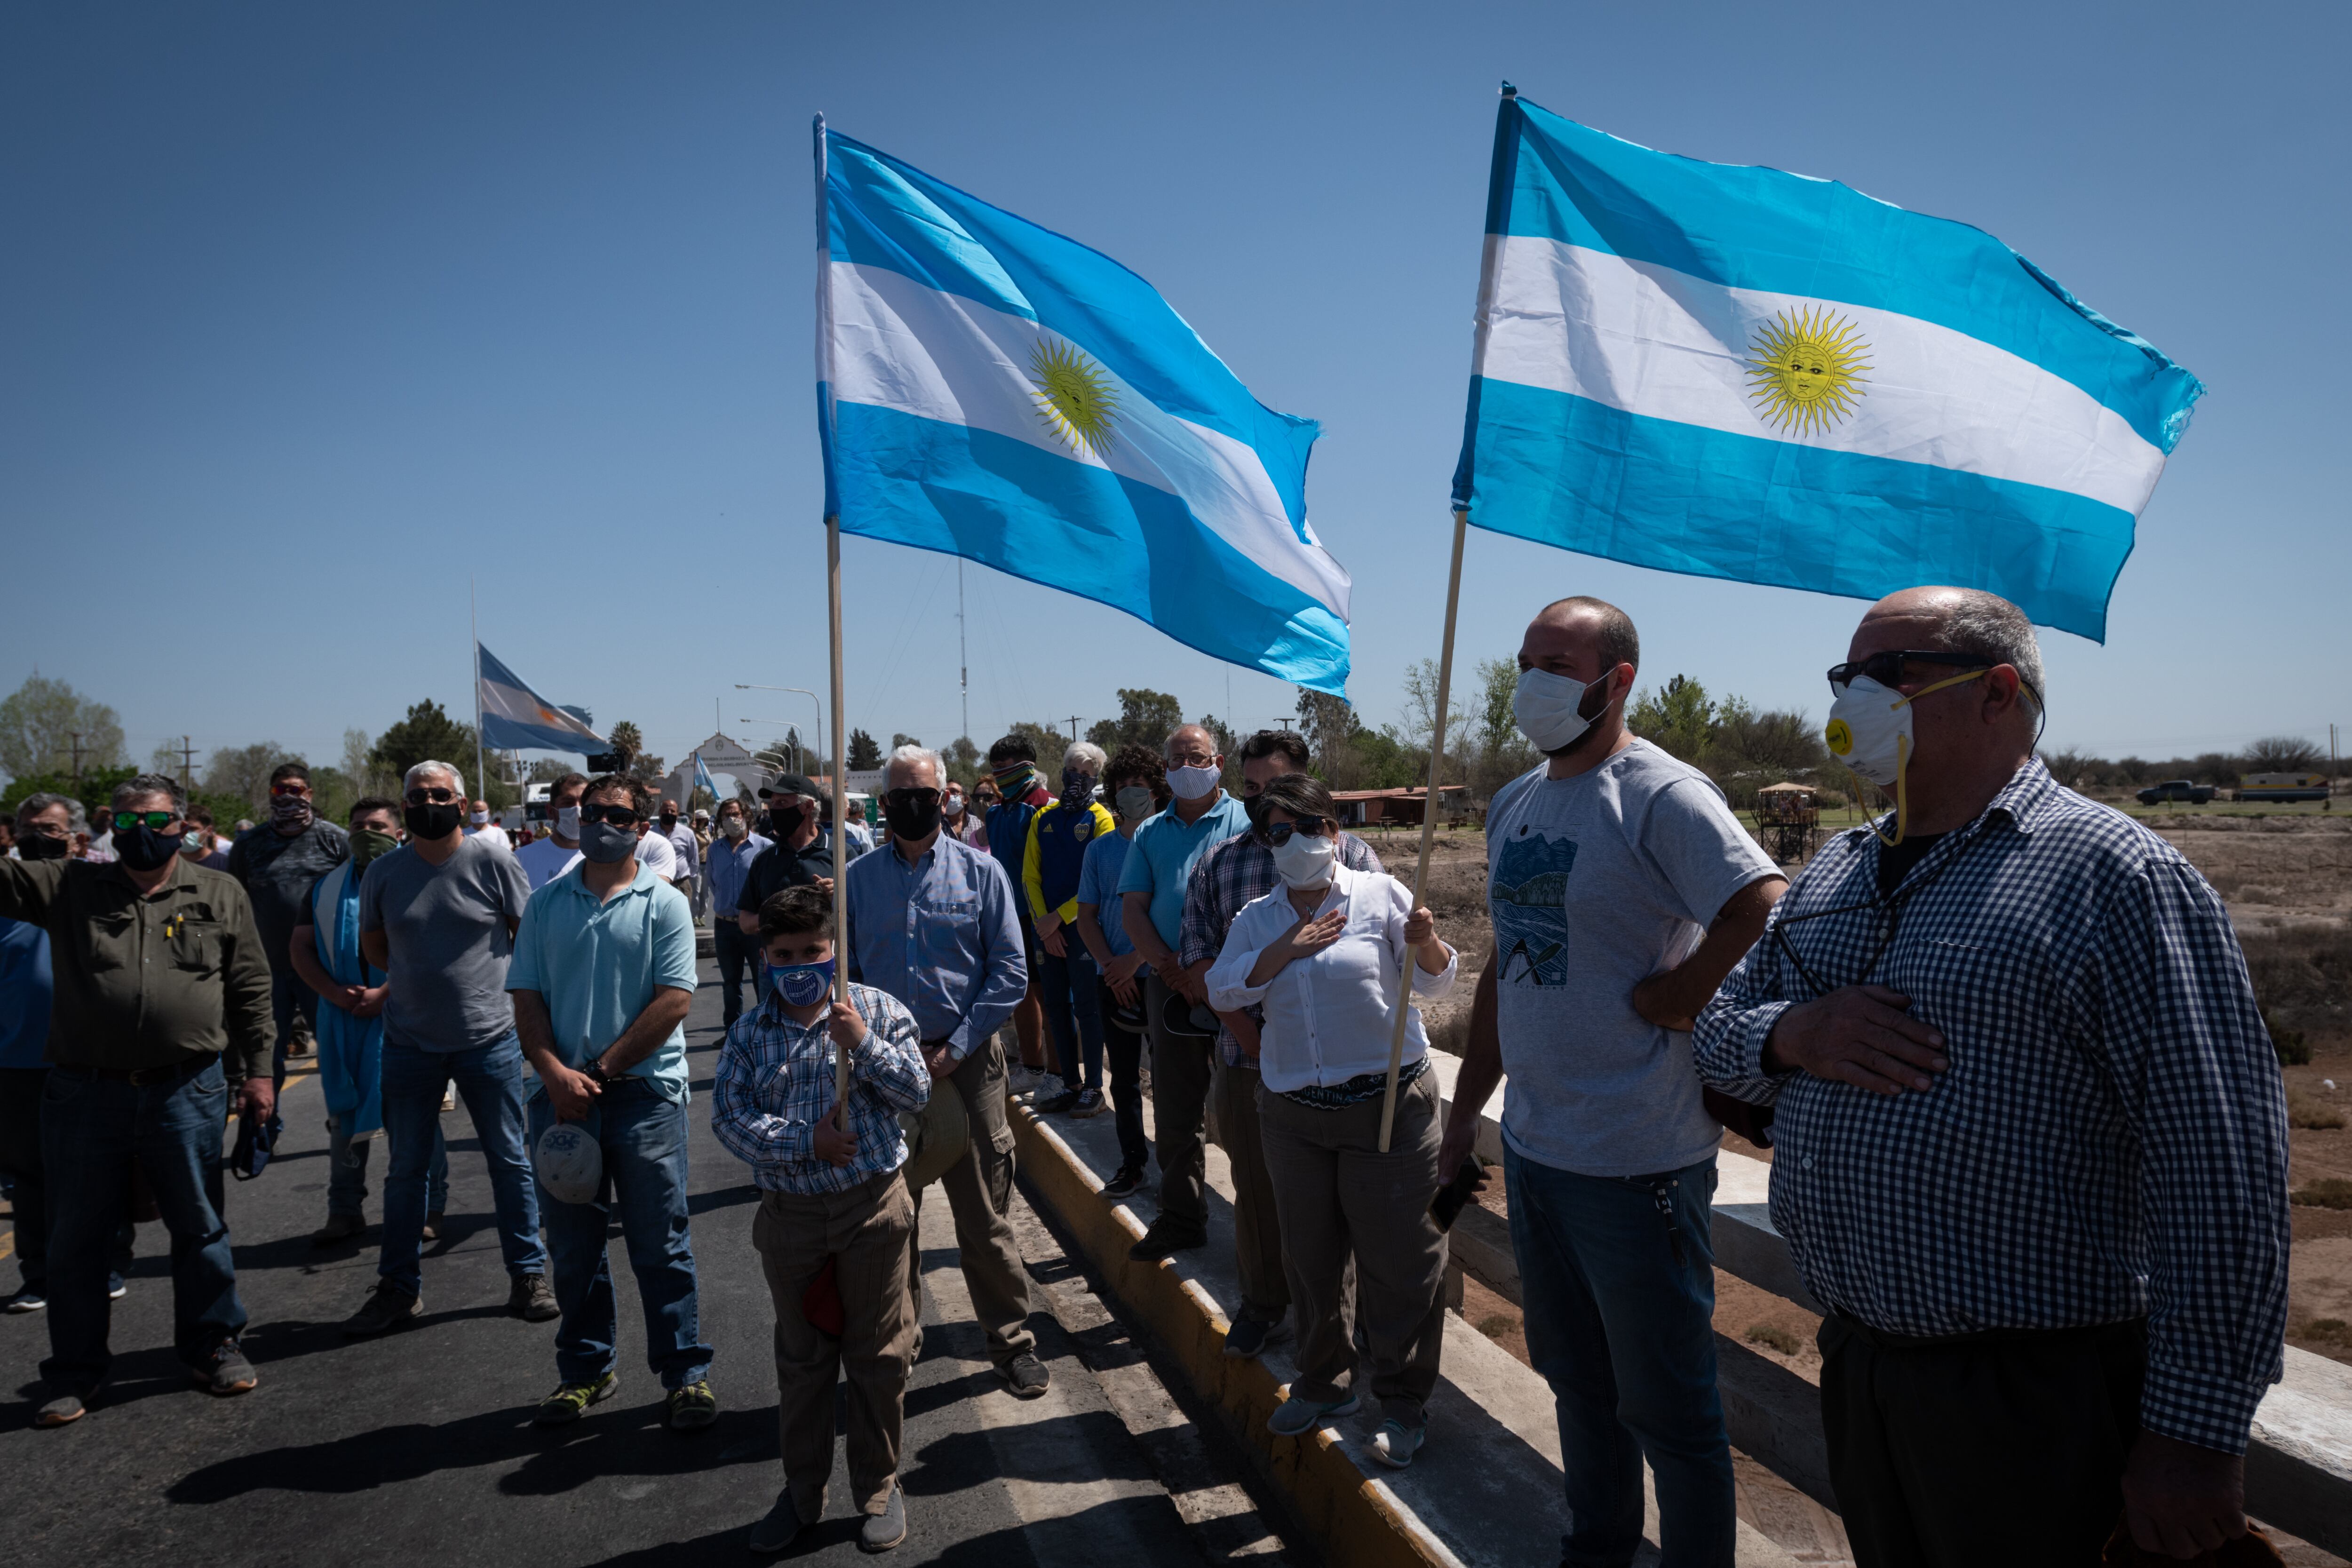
left=583, top=1058, right=612, bottom=1087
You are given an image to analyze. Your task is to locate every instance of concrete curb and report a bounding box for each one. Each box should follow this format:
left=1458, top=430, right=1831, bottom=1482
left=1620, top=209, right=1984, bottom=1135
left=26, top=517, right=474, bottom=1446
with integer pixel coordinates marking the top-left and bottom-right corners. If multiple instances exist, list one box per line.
left=1010, top=1102, right=1465, bottom=1568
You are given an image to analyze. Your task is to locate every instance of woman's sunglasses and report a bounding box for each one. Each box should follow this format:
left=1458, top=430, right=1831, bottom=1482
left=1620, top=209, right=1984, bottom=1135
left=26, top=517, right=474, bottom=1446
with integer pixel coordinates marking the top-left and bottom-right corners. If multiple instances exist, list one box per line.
left=1263, top=816, right=1333, bottom=846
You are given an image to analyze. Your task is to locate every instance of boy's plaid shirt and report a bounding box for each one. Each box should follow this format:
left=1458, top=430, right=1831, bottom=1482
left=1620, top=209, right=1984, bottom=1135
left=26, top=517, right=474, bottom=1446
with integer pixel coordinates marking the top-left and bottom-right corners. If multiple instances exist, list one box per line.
left=711, top=980, right=931, bottom=1195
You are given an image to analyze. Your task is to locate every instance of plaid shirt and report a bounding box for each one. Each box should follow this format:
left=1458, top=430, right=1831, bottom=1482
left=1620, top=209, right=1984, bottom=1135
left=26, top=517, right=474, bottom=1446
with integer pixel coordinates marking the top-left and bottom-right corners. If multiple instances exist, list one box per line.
left=1179, top=828, right=1383, bottom=1066
left=710, top=980, right=930, bottom=1195
left=1693, top=760, right=2288, bottom=1454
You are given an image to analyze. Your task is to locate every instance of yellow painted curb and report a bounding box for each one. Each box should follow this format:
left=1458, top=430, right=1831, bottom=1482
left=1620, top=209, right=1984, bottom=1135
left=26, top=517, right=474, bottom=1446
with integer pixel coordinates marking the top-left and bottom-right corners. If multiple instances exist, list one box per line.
left=1011, top=1105, right=1457, bottom=1568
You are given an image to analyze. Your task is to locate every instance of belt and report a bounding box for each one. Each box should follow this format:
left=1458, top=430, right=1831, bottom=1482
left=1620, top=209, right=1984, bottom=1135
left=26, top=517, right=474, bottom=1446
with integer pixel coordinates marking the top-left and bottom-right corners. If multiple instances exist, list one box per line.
left=83, top=1055, right=216, bottom=1087
left=1830, top=1311, right=2145, bottom=1353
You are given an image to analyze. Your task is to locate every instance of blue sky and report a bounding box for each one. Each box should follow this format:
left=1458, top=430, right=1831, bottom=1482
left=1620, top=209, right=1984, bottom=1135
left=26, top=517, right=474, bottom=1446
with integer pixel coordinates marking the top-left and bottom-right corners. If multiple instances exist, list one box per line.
left=4, top=1, right=2345, bottom=780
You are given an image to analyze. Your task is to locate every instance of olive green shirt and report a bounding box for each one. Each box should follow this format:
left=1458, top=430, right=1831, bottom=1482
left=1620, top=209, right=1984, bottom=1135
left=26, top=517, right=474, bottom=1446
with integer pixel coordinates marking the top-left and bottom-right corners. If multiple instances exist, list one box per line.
left=0, top=855, right=274, bottom=1079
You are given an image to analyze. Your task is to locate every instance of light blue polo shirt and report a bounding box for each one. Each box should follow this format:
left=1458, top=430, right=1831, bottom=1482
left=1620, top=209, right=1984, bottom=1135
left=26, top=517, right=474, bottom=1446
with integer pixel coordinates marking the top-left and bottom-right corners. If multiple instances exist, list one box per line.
left=508, top=861, right=700, bottom=1101
left=1114, top=793, right=1250, bottom=949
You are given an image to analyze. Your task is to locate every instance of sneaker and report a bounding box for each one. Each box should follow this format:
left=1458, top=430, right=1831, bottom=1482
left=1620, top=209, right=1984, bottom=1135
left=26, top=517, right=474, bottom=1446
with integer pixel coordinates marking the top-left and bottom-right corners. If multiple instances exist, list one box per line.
left=33, top=1391, right=89, bottom=1428
left=1128, top=1221, right=1205, bottom=1263
left=191, top=1341, right=258, bottom=1397
left=666, top=1378, right=717, bottom=1431
left=311, top=1213, right=366, bottom=1247
left=1371, top=1418, right=1425, bottom=1469
left=748, top=1489, right=812, bottom=1553
left=1005, top=1065, right=1041, bottom=1101
left=343, top=1281, right=422, bottom=1337
left=534, top=1369, right=619, bottom=1425
left=1071, top=1088, right=1109, bottom=1118
left=1223, top=1315, right=1284, bottom=1360
left=1267, top=1390, right=1359, bottom=1437
left=440, top=1086, right=457, bottom=1113
left=4, top=1289, right=44, bottom=1314
left=860, top=1483, right=908, bottom=1552
left=998, top=1351, right=1050, bottom=1399
left=509, top=1273, right=560, bottom=1322
left=1099, top=1164, right=1145, bottom=1201
left=107, top=1276, right=126, bottom=1301
left=1034, top=1080, right=1081, bottom=1114
left=421, top=1210, right=444, bottom=1242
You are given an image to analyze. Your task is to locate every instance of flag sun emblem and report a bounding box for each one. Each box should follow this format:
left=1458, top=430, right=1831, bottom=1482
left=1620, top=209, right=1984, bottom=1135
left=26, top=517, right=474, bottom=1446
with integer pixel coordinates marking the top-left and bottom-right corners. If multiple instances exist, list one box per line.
left=1028, top=336, right=1121, bottom=459
left=1744, top=306, right=1872, bottom=436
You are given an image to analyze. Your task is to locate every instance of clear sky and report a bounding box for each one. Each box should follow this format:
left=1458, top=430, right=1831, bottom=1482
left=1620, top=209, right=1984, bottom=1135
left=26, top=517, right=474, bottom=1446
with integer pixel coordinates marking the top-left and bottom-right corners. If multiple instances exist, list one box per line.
left=5, top=0, right=2345, bottom=781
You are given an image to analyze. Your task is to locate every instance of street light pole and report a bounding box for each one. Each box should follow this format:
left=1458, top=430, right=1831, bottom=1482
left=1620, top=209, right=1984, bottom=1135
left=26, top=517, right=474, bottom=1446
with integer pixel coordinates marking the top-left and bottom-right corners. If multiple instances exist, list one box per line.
left=733, top=685, right=823, bottom=781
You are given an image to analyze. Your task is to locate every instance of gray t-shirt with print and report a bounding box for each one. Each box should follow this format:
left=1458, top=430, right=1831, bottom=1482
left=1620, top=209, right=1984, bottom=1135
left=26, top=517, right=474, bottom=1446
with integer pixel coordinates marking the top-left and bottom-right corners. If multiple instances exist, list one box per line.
left=360, top=834, right=533, bottom=1053
left=1486, top=739, right=1779, bottom=1178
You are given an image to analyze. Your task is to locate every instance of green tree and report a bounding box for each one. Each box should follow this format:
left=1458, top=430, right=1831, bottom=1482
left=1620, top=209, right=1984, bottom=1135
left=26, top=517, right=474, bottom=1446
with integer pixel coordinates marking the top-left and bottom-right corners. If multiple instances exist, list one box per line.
left=1005, top=721, right=1065, bottom=767
left=1628, top=675, right=1716, bottom=764
left=1469, top=655, right=1537, bottom=799
left=0, top=676, right=125, bottom=780
left=945, top=736, right=981, bottom=788
left=370, top=700, right=478, bottom=790
left=606, top=721, right=644, bottom=769
left=1084, top=688, right=1185, bottom=756
left=1294, top=688, right=1372, bottom=790
left=847, top=729, right=883, bottom=770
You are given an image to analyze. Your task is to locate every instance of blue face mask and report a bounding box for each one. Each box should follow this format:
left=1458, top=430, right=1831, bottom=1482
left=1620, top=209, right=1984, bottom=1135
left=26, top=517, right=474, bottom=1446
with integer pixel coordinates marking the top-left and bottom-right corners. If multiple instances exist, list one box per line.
left=770, top=956, right=835, bottom=1008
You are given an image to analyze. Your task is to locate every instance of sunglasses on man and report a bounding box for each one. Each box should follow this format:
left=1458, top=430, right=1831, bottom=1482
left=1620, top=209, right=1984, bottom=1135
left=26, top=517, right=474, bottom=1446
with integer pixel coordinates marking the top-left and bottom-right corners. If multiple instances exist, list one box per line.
left=1825, top=651, right=1994, bottom=695
left=580, top=802, right=644, bottom=827
left=404, top=785, right=461, bottom=805
left=884, top=788, right=940, bottom=810
left=110, top=810, right=181, bottom=833
left=270, top=780, right=310, bottom=797
left=1262, top=816, right=1333, bottom=846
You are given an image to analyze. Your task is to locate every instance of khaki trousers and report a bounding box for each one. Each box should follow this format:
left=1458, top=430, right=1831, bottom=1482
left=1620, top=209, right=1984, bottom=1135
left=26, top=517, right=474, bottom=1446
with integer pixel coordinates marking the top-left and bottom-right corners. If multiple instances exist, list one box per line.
left=1211, top=1058, right=1291, bottom=1324
left=753, top=1170, right=916, bottom=1517
left=1257, top=1069, right=1448, bottom=1425
left=914, top=1031, right=1035, bottom=1367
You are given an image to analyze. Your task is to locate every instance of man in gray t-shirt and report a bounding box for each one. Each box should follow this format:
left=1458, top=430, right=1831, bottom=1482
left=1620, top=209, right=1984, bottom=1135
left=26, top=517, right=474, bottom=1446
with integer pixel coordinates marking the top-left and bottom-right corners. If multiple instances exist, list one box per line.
left=343, top=760, right=553, bottom=1337
left=1440, top=598, right=1784, bottom=1568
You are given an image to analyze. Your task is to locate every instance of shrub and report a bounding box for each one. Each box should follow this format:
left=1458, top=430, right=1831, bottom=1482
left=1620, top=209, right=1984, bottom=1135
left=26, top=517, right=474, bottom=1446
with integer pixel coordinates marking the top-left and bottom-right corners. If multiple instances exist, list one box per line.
left=2291, top=1178, right=2352, bottom=1210
left=1745, top=1322, right=1803, bottom=1356
left=2288, top=1088, right=2347, bottom=1130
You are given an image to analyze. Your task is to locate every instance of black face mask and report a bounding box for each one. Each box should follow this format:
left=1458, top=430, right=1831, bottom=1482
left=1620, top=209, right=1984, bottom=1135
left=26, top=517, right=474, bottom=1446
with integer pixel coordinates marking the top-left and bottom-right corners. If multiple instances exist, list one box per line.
left=883, top=791, right=941, bottom=842
left=113, top=825, right=185, bottom=873
left=404, top=801, right=464, bottom=841
left=659, top=812, right=677, bottom=829
left=767, top=805, right=805, bottom=840
left=16, top=833, right=70, bottom=862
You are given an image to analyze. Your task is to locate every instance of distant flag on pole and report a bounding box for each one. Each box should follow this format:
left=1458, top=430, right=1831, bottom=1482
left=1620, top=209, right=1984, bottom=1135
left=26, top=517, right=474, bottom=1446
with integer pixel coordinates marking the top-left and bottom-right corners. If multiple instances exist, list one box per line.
left=1451, top=89, right=2203, bottom=641
left=817, top=122, right=1354, bottom=693
left=694, top=751, right=718, bottom=802
left=477, top=644, right=607, bottom=754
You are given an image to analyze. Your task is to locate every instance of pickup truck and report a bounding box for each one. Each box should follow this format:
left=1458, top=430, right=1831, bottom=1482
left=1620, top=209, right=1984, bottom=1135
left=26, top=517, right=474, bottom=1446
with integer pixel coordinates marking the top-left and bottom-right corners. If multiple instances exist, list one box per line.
left=2136, top=780, right=2215, bottom=804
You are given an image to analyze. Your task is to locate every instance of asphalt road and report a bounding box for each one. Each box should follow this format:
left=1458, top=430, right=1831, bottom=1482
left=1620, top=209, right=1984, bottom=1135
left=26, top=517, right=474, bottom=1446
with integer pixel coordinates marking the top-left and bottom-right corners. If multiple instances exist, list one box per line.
left=0, top=952, right=1290, bottom=1567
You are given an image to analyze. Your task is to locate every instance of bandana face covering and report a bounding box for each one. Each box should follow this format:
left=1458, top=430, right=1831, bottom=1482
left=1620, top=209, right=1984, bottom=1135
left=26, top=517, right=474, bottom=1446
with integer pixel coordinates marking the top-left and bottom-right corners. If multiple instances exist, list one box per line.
left=270, top=793, right=315, bottom=831
left=770, top=956, right=836, bottom=1008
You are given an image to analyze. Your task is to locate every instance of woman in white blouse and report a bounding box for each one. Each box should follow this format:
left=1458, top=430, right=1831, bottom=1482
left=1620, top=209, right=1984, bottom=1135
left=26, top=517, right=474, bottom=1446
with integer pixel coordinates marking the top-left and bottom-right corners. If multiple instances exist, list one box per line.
left=1206, top=773, right=1456, bottom=1470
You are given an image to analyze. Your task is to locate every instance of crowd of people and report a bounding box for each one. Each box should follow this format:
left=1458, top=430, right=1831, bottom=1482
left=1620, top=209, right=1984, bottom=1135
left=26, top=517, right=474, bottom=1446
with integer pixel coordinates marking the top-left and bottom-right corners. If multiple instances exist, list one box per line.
left=0, top=582, right=2294, bottom=1564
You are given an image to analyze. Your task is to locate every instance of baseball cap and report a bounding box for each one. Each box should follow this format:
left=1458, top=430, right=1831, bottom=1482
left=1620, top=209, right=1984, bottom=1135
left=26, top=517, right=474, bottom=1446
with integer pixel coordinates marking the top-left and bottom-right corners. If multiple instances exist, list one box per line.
left=761, top=773, right=821, bottom=801
left=534, top=1121, right=603, bottom=1204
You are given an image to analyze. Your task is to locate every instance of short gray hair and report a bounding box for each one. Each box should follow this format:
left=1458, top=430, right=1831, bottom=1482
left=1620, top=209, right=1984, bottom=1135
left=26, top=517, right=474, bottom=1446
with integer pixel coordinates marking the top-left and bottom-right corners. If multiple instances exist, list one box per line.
left=1062, top=740, right=1106, bottom=774
left=112, top=772, right=187, bottom=816
left=404, top=759, right=465, bottom=797
left=1925, top=591, right=2045, bottom=712
left=884, top=743, right=943, bottom=789
left=13, top=792, right=76, bottom=836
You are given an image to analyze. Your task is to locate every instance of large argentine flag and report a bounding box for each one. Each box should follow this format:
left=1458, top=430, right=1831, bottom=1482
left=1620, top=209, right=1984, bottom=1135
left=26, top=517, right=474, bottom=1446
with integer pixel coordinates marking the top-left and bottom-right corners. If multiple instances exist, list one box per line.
left=477, top=644, right=606, bottom=754
left=818, top=123, right=1352, bottom=693
left=1451, top=93, right=2202, bottom=641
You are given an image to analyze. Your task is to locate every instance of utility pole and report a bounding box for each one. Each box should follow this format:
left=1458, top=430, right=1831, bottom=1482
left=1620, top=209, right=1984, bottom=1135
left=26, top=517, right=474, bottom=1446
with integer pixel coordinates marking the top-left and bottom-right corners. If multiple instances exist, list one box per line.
left=178, top=735, right=198, bottom=785
left=68, top=731, right=83, bottom=785
left=1062, top=715, right=1084, bottom=745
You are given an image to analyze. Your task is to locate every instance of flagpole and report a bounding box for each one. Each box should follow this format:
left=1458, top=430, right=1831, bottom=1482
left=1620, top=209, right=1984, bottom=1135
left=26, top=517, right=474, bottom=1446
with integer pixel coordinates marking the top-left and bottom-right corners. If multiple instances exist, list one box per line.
left=470, top=577, right=486, bottom=808
left=817, top=111, right=851, bottom=1114
left=1377, top=508, right=1468, bottom=1154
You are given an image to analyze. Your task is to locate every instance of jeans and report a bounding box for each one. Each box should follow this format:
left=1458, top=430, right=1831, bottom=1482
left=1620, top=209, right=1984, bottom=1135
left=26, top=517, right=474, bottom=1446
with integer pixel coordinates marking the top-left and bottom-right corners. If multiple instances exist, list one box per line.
left=327, top=1111, right=448, bottom=1221
left=40, top=1059, right=246, bottom=1392
left=0, top=1067, right=132, bottom=1295
left=378, top=1034, right=546, bottom=1297
left=1094, top=980, right=1151, bottom=1173
left=712, top=920, right=767, bottom=1027
left=270, top=967, right=318, bottom=1087
left=1506, top=1146, right=1733, bottom=1568
left=1037, top=945, right=1104, bottom=1090
left=528, top=1077, right=712, bottom=1389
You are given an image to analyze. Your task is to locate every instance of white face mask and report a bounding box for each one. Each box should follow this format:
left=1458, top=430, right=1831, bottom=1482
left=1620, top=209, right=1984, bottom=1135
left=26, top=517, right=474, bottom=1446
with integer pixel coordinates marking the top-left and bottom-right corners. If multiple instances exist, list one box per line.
left=942, top=794, right=964, bottom=818
left=555, top=804, right=581, bottom=839
left=719, top=814, right=748, bottom=841
left=470, top=810, right=490, bottom=827
left=1166, top=763, right=1220, bottom=801
left=1512, top=666, right=1611, bottom=755
left=1825, top=668, right=1987, bottom=845
left=1271, top=831, right=1336, bottom=890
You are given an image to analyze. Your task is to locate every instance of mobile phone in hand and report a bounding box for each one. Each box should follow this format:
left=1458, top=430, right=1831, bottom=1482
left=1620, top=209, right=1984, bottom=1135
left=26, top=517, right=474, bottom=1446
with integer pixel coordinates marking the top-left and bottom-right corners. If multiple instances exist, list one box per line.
left=1430, top=1152, right=1486, bottom=1231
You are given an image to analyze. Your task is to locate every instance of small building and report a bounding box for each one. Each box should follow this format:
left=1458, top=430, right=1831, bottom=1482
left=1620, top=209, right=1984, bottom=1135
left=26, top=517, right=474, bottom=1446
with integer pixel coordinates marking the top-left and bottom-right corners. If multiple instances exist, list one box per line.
left=1327, top=785, right=1469, bottom=828
left=661, top=732, right=771, bottom=812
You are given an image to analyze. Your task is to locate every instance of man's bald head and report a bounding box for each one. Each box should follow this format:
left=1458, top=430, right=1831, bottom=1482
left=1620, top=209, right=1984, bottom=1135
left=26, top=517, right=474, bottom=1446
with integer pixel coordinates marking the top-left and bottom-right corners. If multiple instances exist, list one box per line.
left=1532, top=596, right=1640, bottom=677
left=1854, top=587, right=2044, bottom=711
left=1165, top=724, right=1217, bottom=765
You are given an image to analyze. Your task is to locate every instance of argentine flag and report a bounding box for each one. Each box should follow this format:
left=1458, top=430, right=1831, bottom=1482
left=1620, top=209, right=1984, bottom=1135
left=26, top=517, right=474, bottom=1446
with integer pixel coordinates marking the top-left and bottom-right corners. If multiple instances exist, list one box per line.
left=818, top=122, right=1352, bottom=693
left=1451, top=92, right=2202, bottom=641
left=477, top=644, right=606, bottom=755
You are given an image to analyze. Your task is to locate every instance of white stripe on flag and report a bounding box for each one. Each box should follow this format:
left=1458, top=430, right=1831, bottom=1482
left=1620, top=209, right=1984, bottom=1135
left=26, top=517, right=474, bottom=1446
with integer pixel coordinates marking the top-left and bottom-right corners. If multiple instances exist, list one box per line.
left=829, top=261, right=1351, bottom=621
left=1476, top=234, right=2166, bottom=515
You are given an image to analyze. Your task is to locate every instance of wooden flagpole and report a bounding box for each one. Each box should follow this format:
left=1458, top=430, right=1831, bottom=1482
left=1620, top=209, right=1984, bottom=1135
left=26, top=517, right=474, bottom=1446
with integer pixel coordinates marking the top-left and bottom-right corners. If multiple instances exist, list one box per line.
left=1377, top=508, right=1468, bottom=1153
left=817, top=113, right=850, bottom=1114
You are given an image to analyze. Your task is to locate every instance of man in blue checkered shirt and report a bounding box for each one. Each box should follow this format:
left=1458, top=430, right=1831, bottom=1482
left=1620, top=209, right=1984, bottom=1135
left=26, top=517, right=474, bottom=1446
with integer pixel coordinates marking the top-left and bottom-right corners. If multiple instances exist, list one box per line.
left=1695, top=588, right=2288, bottom=1565
left=712, top=884, right=930, bottom=1554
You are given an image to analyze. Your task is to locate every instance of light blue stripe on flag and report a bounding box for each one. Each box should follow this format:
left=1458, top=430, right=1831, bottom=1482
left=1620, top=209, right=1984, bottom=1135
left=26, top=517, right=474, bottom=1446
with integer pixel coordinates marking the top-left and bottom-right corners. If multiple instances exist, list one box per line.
left=818, top=124, right=1351, bottom=693
left=478, top=644, right=607, bottom=754
left=1452, top=93, right=2203, bottom=642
